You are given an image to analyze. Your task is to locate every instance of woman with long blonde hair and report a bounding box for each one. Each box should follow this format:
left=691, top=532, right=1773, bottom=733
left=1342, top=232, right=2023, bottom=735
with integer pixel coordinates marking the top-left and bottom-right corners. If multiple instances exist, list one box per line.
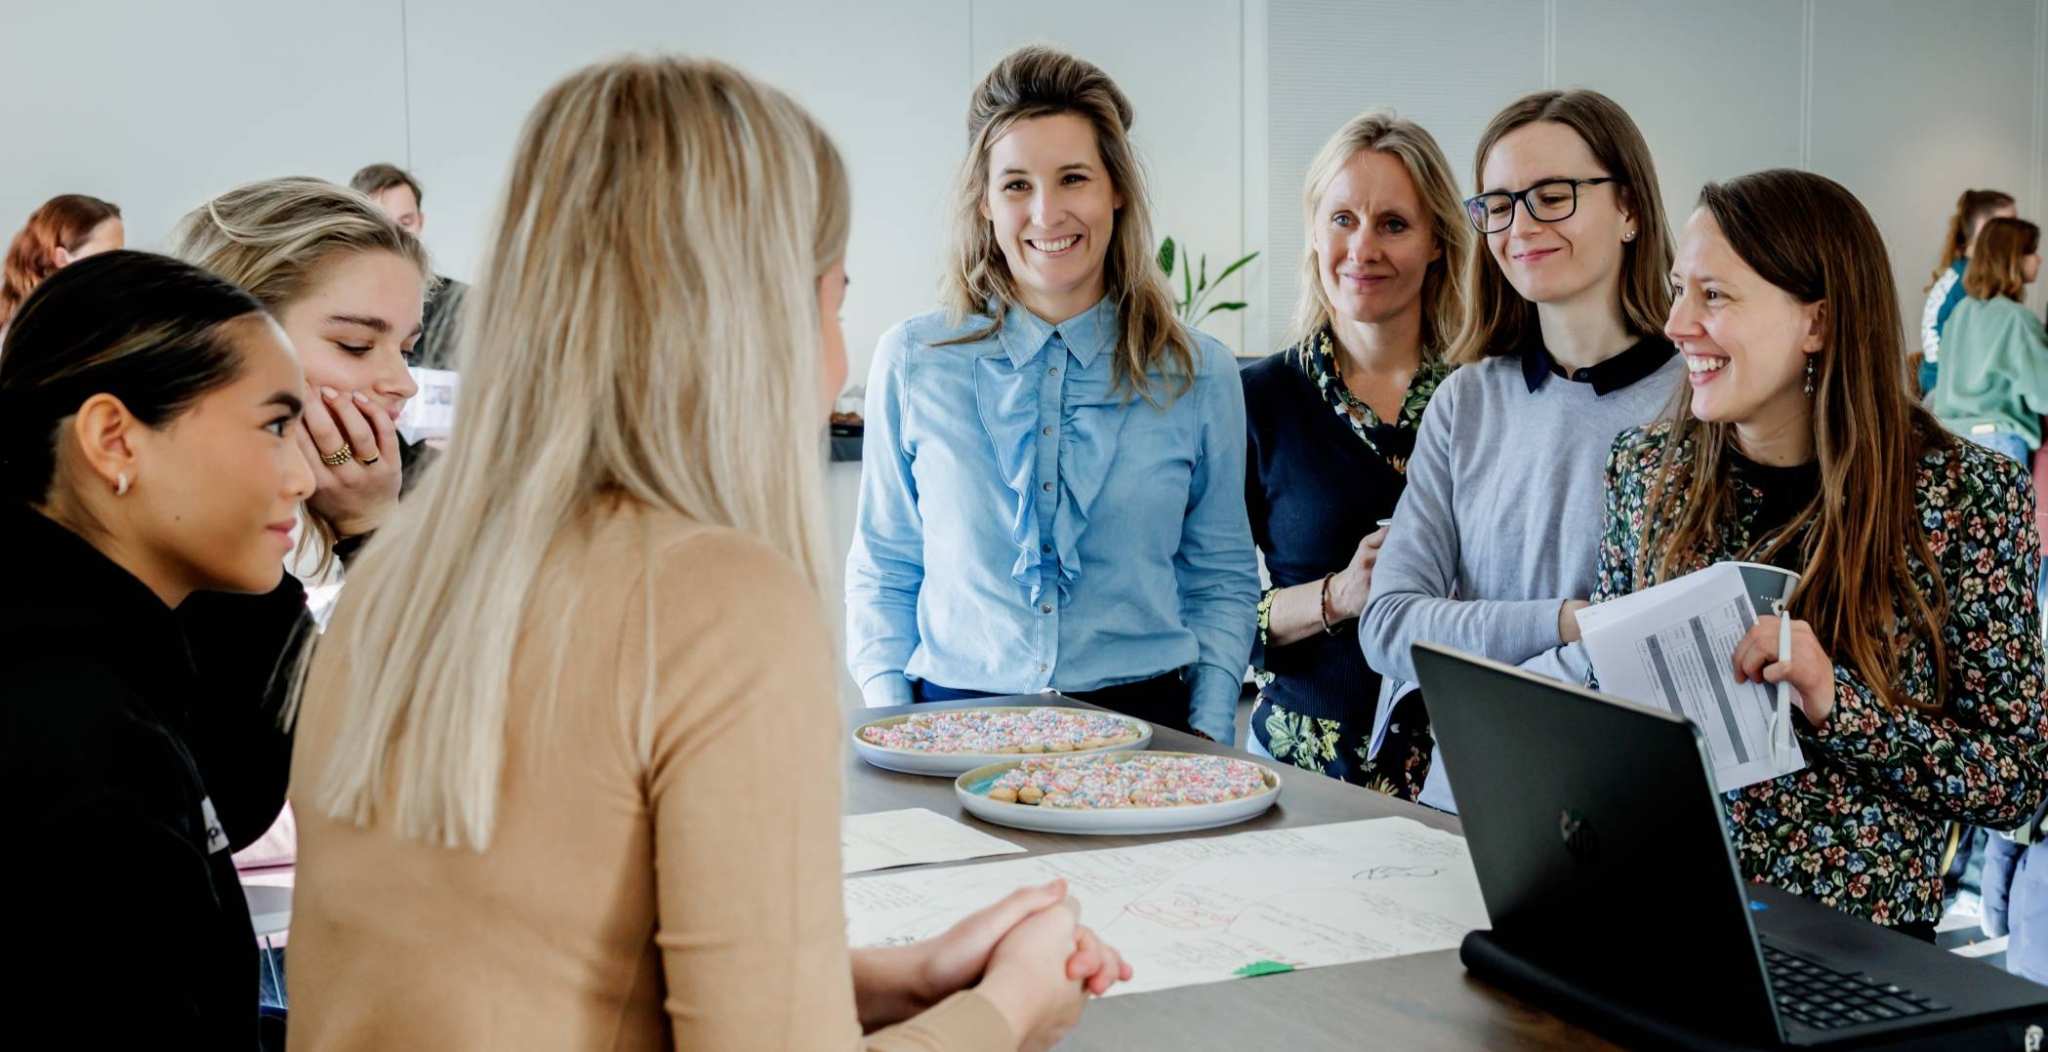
left=167, top=178, right=427, bottom=571
left=1241, top=110, right=1470, bottom=795
left=286, top=56, right=1125, bottom=1050
left=1358, top=89, right=1683, bottom=813
left=845, top=45, right=1259, bottom=742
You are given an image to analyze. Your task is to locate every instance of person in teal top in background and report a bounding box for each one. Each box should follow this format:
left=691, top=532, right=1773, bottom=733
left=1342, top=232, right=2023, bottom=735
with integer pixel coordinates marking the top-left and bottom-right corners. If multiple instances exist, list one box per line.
left=1933, top=217, right=2048, bottom=459
left=1917, top=189, right=2015, bottom=395
left=846, top=47, right=1258, bottom=742
left=1931, top=215, right=2048, bottom=626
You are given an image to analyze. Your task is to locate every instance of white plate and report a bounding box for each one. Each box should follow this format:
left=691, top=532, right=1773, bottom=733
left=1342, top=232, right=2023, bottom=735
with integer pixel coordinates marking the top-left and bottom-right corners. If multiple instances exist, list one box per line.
left=954, top=751, right=1282, bottom=835
left=852, top=707, right=1152, bottom=777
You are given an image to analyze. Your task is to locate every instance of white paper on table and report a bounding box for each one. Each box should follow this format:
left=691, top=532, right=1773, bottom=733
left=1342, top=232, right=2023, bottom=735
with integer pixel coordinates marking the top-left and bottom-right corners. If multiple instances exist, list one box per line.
left=1579, top=561, right=1806, bottom=793
left=397, top=367, right=458, bottom=444
left=841, top=808, right=1025, bottom=875
left=844, top=817, right=1490, bottom=996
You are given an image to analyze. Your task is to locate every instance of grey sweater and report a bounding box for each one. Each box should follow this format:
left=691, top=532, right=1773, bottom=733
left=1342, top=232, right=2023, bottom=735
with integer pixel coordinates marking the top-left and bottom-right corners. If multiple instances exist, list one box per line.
left=1361, top=340, right=1684, bottom=810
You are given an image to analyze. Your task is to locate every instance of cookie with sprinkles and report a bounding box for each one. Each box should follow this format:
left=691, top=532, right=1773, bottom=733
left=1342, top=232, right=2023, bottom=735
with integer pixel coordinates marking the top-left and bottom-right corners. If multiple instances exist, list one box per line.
left=985, top=753, right=1274, bottom=810
left=858, top=707, right=1142, bottom=755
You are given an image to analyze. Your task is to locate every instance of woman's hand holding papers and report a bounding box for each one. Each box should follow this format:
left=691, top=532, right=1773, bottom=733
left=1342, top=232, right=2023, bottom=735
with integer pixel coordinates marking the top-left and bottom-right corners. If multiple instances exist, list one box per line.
left=1733, top=614, right=1836, bottom=726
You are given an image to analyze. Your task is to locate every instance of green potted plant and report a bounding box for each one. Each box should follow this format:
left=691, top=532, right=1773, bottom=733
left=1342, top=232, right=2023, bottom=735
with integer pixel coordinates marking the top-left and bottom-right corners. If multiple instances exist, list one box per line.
left=1156, top=237, right=1257, bottom=325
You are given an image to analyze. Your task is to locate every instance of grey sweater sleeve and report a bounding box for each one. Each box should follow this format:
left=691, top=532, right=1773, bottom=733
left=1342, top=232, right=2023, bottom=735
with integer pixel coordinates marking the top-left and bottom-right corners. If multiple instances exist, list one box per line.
left=1359, top=370, right=1569, bottom=684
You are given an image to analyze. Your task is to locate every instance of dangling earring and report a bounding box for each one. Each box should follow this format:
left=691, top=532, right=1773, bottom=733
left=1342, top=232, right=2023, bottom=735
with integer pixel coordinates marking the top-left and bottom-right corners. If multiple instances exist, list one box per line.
left=114, top=472, right=130, bottom=496
left=1803, top=356, right=1817, bottom=398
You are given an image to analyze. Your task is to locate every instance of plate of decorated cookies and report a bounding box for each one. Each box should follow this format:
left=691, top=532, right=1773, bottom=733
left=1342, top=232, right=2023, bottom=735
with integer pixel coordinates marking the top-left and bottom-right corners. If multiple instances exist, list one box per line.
left=851, top=705, right=1153, bottom=777
left=953, top=750, right=1282, bottom=835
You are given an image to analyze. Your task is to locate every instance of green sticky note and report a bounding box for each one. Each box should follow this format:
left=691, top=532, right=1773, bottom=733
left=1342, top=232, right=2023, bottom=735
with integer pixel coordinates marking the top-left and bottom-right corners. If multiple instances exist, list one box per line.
left=1233, top=959, right=1295, bottom=978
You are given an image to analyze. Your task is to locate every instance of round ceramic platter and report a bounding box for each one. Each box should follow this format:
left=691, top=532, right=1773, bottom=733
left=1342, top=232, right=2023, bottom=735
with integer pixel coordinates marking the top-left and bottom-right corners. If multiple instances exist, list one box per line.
left=851, top=707, right=1152, bottom=777
left=953, top=750, right=1282, bottom=835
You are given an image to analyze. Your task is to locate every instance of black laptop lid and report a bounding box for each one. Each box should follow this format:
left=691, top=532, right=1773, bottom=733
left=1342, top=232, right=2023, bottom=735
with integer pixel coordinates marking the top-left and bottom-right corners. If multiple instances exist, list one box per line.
left=1413, top=642, right=1780, bottom=1041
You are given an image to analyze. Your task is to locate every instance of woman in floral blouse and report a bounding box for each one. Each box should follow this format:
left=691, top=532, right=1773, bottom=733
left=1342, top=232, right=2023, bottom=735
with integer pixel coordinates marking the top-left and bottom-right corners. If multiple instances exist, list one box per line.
left=1241, top=111, right=1470, bottom=793
left=1593, top=167, right=2048, bottom=938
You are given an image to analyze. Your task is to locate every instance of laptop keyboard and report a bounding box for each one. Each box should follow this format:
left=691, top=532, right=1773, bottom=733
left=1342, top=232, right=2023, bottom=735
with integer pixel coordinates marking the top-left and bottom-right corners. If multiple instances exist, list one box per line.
left=1762, top=944, right=1951, bottom=1031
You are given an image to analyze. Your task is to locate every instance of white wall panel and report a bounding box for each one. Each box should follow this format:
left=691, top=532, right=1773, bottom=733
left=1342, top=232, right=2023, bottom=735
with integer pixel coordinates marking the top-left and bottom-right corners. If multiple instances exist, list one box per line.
left=1264, top=0, right=1544, bottom=354
left=1809, top=0, right=2038, bottom=331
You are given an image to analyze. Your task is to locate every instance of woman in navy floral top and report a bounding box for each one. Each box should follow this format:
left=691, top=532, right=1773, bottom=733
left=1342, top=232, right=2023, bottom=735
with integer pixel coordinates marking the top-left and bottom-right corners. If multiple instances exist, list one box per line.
left=1592, top=168, right=2048, bottom=938
left=1242, top=111, right=1471, bottom=795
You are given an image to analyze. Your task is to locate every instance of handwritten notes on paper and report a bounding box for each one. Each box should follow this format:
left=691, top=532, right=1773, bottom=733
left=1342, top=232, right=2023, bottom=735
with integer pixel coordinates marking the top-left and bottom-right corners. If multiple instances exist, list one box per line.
left=841, top=808, right=1025, bottom=875
left=844, top=817, right=1489, bottom=995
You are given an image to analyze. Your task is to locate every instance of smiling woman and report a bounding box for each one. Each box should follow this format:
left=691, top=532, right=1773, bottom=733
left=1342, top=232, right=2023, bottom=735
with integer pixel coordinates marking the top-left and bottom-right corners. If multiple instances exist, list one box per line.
left=1240, top=110, right=1472, bottom=796
left=1357, top=89, right=1684, bottom=814
left=1592, top=169, right=2048, bottom=939
left=846, top=45, right=1260, bottom=743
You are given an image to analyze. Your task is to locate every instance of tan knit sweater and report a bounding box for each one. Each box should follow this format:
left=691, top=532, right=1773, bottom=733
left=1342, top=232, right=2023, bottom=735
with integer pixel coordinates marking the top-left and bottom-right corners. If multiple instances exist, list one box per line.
left=286, top=499, right=1013, bottom=1050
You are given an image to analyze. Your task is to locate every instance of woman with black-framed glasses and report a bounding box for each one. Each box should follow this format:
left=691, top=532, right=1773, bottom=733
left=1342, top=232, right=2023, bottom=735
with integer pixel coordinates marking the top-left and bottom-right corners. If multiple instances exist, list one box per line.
left=1358, top=89, right=1684, bottom=813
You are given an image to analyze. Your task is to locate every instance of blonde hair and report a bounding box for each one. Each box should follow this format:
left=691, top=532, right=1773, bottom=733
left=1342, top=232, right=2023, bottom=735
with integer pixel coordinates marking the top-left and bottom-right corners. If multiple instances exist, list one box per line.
left=1449, top=89, right=1673, bottom=365
left=1288, top=110, right=1472, bottom=358
left=165, top=177, right=429, bottom=568
left=941, top=45, right=1193, bottom=401
left=297, top=56, right=848, bottom=851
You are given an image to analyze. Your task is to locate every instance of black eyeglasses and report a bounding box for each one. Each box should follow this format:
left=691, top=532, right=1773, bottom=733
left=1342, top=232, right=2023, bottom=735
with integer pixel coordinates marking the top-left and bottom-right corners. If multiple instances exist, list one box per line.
left=1463, top=177, right=1622, bottom=234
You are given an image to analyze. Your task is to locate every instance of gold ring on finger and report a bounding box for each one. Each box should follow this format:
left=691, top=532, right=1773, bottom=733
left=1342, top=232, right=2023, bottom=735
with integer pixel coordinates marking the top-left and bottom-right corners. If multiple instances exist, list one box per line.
left=321, top=444, right=355, bottom=467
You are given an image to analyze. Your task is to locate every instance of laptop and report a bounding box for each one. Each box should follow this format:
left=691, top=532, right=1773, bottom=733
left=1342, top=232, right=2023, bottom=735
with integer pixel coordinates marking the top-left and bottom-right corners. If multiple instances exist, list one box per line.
left=1411, top=642, right=2048, bottom=1051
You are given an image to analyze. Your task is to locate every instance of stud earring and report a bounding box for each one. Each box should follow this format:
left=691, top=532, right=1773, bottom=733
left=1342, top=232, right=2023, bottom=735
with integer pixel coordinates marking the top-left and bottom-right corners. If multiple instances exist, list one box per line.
left=1623, top=229, right=1637, bottom=242
left=114, top=472, right=130, bottom=496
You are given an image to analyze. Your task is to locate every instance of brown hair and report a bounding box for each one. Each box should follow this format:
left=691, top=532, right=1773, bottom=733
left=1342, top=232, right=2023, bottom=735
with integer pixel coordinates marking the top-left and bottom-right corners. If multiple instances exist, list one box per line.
left=1928, top=188, right=2015, bottom=288
left=1639, top=169, right=1950, bottom=715
left=1449, top=90, right=1672, bottom=365
left=940, top=46, right=1193, bottom=401
left=1962, top=216, right=2039, bottom=302
left=1288, top=110, right=1473, bottom=360
left=1, top=194, right=121, bottom=329
left=350, top=163, right=424, bottom=207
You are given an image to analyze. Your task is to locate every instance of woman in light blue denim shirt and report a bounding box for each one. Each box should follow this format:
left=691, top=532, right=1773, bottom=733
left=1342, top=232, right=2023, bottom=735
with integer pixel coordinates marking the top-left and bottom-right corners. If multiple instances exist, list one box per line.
left=845, top=46, right=1259, bottom=742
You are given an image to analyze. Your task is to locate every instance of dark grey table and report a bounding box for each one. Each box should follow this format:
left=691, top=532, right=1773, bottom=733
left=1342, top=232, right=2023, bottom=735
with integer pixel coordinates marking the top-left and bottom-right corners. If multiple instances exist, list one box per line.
left=844, top=696, right=1624, bottom=1050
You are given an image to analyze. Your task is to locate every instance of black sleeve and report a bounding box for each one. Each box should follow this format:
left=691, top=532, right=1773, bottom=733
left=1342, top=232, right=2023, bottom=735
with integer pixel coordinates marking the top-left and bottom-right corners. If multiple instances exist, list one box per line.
left=175, top=576, right=311, bottom=851
left=22, top=802, right=238, bottom=1045
left=6, top=660, right=253, bottom=1047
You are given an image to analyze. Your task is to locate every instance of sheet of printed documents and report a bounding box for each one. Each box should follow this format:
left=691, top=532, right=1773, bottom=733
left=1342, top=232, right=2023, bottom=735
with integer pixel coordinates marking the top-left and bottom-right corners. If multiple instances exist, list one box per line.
left=842, top=808, right=1025, bottom=875
left=1577, top=561, right=1806, bottom=793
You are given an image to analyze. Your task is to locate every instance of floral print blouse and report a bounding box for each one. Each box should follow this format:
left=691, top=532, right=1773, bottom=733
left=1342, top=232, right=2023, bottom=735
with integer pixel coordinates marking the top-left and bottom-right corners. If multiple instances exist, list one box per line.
left=1592, top=422, right=2048, bottom=927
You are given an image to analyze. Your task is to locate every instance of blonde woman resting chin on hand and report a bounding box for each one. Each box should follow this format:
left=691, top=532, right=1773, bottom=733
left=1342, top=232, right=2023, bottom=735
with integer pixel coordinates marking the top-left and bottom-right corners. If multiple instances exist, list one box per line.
left=283, top=56, right=1127, bottom=1052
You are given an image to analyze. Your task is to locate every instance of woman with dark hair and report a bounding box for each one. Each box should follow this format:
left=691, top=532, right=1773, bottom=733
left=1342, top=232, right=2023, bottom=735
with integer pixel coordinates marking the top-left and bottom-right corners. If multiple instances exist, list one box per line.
left=1593, top=169, right=2048, bottom=937
left=0, top=193, right=122, bottom=329
left=0, top=250, right=314, bottom=1048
